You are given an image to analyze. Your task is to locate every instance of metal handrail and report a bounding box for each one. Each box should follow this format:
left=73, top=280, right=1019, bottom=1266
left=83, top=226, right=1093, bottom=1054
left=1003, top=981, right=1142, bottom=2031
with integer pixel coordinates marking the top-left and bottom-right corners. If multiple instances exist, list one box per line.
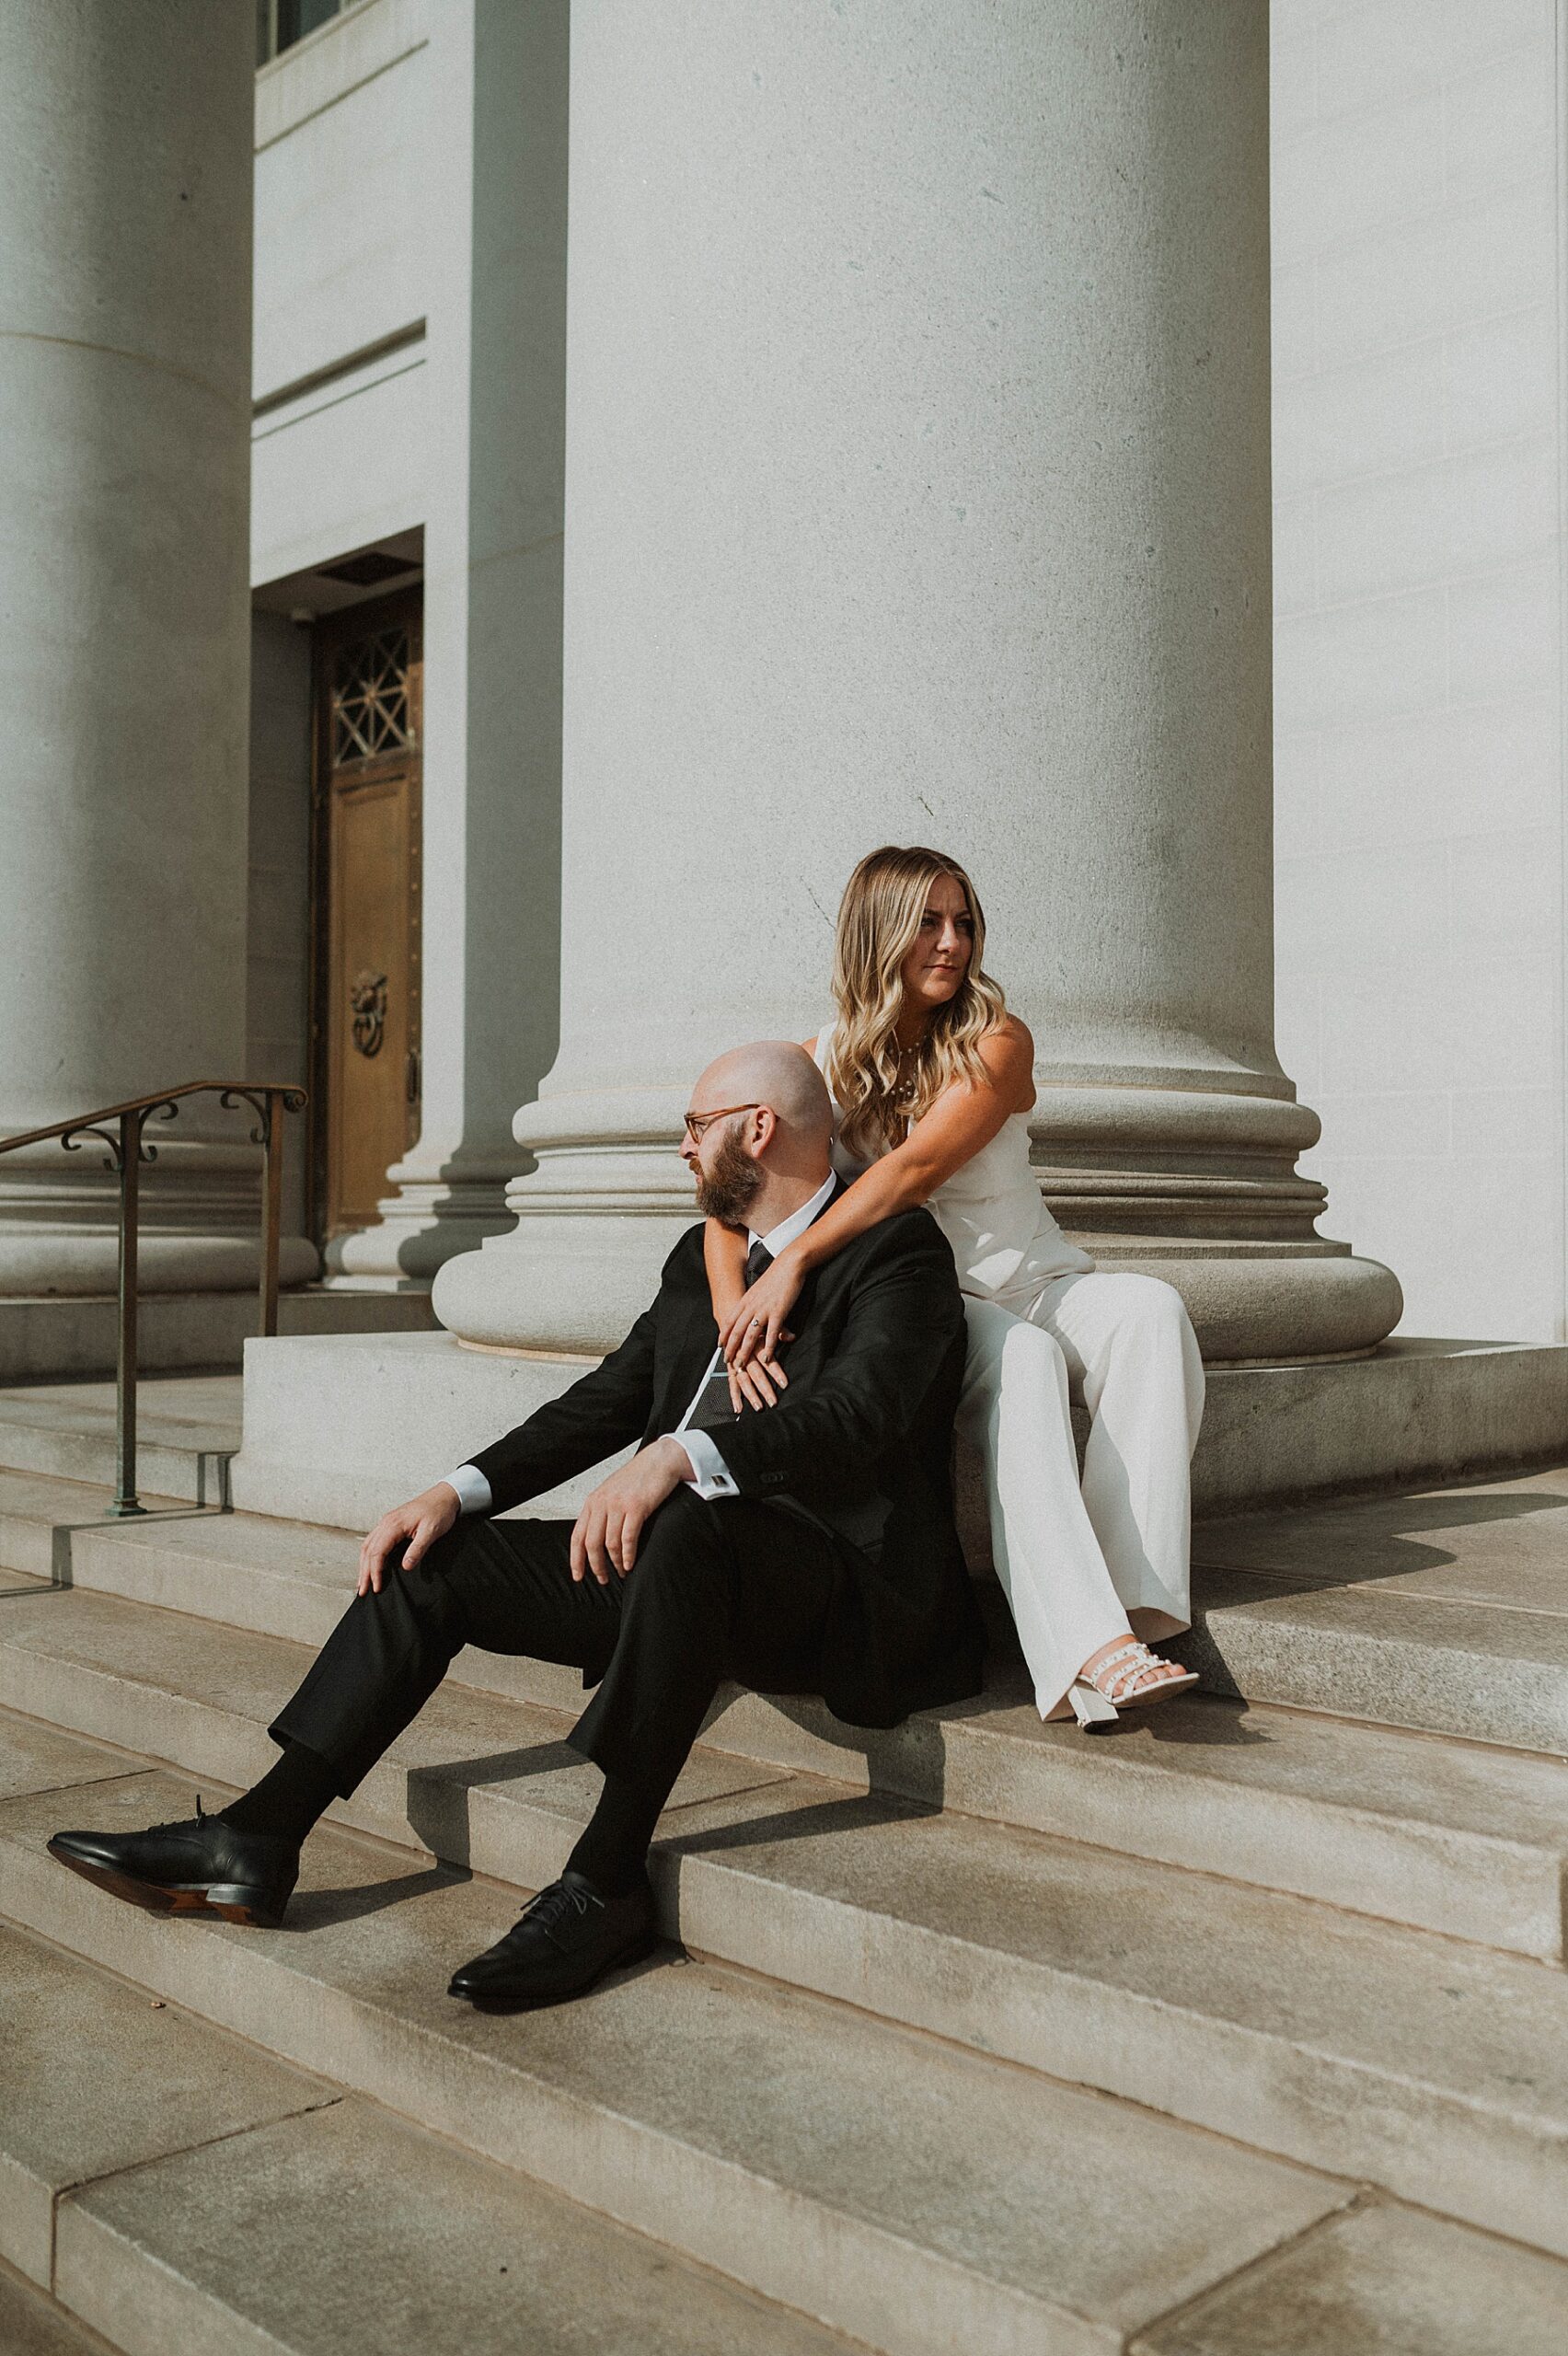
left=0, top=1082, right=307, bottom=1518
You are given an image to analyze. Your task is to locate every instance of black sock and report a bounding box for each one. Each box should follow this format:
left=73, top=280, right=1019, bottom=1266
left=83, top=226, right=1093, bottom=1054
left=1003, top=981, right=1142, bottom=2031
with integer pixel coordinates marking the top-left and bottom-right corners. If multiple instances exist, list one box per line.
left=564, top=1770, right=663, bottom=1899
left=218, top=1739, right=340, bottom=1845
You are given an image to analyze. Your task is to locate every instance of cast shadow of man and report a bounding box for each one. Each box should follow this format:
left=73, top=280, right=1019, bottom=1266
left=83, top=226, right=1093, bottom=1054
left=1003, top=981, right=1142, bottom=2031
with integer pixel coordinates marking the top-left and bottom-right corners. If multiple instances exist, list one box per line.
left=286, top=1619, right=1301, bottom=1933
left=296, top=1703, right=950, bottom=1937
left=407, top=1692, right=951, bottom=1870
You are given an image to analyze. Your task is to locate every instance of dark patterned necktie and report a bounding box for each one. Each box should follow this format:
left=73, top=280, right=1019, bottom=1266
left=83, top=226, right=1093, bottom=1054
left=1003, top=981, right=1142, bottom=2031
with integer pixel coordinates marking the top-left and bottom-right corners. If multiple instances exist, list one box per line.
left=686, top=1241, right=774, bottom=1431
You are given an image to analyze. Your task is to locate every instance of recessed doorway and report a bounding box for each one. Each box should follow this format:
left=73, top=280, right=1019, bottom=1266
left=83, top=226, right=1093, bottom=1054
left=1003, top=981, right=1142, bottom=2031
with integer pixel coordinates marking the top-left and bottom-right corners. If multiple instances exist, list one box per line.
left=310, top=590, right=422, bottom=1247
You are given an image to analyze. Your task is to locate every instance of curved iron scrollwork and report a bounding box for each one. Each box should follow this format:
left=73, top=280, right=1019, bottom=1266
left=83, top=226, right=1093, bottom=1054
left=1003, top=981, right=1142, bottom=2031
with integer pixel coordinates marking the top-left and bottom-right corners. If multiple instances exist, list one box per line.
left=139, top=1098, right=180, bottom=1165
left=219, top=1085, right=309, bottom=1148
left=59, top=1122, right=126, bottom=1172
left=58, top=1098, right=179, bottom=1172
left=350, top=971, right=388, bottom=1058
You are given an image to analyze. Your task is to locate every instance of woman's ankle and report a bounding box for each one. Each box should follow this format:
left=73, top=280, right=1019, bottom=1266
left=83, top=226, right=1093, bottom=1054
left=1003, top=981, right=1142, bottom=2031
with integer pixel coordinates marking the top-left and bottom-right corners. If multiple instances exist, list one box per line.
left=1078, top=1634, right=1136, bottom=1683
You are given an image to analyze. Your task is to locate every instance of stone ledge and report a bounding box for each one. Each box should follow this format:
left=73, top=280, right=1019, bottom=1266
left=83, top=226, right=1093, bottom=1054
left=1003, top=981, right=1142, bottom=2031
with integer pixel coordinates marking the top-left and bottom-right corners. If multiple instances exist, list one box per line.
left=0, top=1287, right=436, bottom=1385
left=229, top=1328, right=1568, bottom=1530
left=1191, top=1335, right=1568, bottom=1516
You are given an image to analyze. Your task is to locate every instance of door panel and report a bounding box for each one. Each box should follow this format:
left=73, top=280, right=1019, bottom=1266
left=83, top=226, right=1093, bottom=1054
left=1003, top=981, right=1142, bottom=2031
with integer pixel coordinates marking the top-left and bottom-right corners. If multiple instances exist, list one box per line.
left=313, top=595, right=422, bottom=1243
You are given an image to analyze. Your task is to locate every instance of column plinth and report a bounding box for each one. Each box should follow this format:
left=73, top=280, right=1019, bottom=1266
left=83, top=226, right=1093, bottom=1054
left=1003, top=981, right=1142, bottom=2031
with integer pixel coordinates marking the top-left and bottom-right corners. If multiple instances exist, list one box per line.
left=433, top=0, right=1401, bottom=1365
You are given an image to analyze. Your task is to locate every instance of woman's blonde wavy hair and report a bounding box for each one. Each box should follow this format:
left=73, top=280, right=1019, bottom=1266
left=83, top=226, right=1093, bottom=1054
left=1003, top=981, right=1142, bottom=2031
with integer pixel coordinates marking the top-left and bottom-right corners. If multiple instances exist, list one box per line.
left=826, top=845, right=1008, bottom=1158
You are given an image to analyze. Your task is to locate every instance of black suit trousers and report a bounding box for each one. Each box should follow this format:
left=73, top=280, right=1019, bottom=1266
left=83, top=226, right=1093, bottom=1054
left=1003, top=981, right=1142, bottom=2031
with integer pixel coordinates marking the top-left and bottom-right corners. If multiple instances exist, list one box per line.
left=271, top=1485, right=846, bottom=1816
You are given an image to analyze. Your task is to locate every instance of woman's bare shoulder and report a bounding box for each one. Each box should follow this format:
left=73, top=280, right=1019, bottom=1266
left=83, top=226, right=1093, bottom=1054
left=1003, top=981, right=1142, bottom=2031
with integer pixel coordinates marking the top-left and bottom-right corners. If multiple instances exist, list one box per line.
left=978, top=1015, right=1035, bottom=1111
left=981, top=1013, right=1034, bottom=1066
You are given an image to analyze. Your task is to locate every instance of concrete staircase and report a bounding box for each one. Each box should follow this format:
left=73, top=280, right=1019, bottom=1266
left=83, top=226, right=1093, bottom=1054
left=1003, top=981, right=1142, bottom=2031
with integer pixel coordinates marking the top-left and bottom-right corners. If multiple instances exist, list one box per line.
left=2, top=1394, right=1567, bottom=2351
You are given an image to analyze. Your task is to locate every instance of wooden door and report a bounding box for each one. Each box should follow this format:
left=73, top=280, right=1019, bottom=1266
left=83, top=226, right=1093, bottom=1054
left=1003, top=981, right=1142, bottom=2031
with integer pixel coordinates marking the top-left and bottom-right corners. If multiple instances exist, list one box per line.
left=312, top=594, right=422, bottom=1243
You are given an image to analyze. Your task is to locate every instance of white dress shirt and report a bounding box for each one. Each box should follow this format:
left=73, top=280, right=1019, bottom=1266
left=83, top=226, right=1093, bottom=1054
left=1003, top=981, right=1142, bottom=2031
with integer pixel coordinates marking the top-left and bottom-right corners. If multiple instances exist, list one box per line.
left=443, top=1170, right=837, bottom=1516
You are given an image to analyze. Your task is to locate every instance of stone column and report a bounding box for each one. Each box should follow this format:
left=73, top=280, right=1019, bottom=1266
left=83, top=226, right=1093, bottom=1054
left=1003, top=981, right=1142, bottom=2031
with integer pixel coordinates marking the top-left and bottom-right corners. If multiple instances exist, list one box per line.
left=330, top=0, right=569, bottom=1284
left=434, top=0, right=1401, bottom=1365
left=0, top=1, right=313, bottom=1296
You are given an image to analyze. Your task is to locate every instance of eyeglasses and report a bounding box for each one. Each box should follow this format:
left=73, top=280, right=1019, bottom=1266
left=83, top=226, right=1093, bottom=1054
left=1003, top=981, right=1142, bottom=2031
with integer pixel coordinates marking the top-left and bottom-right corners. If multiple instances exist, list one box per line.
left=683, top=1101, right=764, bottom=1145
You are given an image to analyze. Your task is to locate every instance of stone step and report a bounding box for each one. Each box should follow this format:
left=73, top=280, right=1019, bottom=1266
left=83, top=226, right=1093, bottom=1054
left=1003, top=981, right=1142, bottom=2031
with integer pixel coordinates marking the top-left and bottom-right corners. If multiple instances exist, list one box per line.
left=11, top=1469, right=1568, bottom=1959
left=0, top=1714, right=1357, bottom=2356
left=228, top=1324, right=1568, bottom=1528
left=0, top=1917, right=858, bottom=2356
left=8, top=1929, right=1562, bottom=2356
left=1185, top=1564, right=1568, bottom=1755
left=38, top=1433, right=1568, bottom=1759
left=7, top=1928, right=1563, bottom=2356
left=0, top=1380, right=243, bottom=1506
left=1184, top=1465, right=1568, bottom=1755
left=0, top=1916, right=329, bottom=2295
left=0, top=2262, right=114, bottom=2356
left=4, top=1595, right=1568, bottom=2254
left=0, top=1284, right=435, bottom=1386
left=1124, top=2200, right=1568, bottom=2356
left=1193, top=1466, right=1568, bottom=1616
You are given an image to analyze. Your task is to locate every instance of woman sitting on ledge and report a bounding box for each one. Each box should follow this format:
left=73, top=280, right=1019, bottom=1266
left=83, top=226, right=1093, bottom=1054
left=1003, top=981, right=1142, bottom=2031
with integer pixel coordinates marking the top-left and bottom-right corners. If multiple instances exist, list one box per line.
left=709, top=843, right=1206, bottom=1729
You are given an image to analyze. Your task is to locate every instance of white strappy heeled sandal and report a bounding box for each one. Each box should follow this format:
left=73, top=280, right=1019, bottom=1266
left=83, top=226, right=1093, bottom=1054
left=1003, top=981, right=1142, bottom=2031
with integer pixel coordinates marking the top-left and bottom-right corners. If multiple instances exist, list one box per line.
left=1046, top=1638, right=1200, bottom=1730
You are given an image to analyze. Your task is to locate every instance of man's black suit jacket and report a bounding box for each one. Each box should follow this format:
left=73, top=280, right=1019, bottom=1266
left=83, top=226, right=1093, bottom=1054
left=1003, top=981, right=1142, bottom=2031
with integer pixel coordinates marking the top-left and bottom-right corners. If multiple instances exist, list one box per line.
left=467, top=1198, right=986, bottom=1729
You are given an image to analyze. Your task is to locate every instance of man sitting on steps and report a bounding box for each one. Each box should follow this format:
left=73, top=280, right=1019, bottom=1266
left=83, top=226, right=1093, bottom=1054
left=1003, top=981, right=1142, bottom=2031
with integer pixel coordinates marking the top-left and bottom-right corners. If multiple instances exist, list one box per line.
left=50, top=1041, right=986, bottom=2007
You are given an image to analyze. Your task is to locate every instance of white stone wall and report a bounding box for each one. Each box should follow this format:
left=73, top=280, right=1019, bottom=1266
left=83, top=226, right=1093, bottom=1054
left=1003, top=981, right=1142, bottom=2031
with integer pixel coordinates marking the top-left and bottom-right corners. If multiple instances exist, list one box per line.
left=248, top=0, right=569, bottom=1280
left=1271, top=0, right=1565, bottom=1342
left=247, top=612, right=313, bottom=1239
left=251, top=0, right=428, bottom=583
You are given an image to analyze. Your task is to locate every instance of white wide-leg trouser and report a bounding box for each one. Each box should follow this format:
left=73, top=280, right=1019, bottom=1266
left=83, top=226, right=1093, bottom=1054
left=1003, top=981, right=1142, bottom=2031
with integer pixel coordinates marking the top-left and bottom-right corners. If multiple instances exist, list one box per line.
left=956, top=1272, right=1206, bottom=1720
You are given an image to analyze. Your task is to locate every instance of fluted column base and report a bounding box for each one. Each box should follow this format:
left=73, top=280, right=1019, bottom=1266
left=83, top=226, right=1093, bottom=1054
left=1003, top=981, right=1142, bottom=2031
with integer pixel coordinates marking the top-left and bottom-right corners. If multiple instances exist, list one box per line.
left=432, top=1079, right=1402, bottom=1365
left=329, top=1172, right=515, bottom=1286
left=1028, top=1083, right=1401, bottom=1361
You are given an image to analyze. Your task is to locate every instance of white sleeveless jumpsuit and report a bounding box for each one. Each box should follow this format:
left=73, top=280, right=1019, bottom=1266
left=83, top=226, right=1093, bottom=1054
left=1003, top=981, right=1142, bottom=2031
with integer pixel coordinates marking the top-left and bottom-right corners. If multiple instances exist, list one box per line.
left=813, top=1027, right=1205, bottom=1718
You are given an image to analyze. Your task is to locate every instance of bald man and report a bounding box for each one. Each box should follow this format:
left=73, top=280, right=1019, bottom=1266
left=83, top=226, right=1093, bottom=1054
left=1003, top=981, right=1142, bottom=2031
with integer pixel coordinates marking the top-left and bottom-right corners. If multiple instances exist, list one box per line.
left=51, top=1043, right=986, bottom=2005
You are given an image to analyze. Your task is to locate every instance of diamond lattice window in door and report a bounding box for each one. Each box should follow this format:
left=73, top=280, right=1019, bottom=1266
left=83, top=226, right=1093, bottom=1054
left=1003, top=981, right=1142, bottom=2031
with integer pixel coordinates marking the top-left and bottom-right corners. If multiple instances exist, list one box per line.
left=330, top=629, right=412, bottom=765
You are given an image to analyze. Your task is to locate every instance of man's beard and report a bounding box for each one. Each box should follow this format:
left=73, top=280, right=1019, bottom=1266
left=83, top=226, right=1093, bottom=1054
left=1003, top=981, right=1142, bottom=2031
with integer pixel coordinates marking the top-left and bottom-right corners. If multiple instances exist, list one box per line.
left=693, top=1131, right=765, bottom=1228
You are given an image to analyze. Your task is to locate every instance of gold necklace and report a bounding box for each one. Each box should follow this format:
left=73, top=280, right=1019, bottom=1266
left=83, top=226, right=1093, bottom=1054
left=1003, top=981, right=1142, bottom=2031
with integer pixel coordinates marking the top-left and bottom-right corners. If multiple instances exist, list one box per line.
left=891, top=1042, right=921, bottom=1105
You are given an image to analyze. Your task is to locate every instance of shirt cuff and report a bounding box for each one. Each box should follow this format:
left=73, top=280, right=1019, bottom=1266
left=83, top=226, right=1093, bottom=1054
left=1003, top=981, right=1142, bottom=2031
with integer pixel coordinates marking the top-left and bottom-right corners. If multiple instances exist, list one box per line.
left=675, top=1426, right=740, bottom=1500
left=444, top=1462, right=493, bottom=1517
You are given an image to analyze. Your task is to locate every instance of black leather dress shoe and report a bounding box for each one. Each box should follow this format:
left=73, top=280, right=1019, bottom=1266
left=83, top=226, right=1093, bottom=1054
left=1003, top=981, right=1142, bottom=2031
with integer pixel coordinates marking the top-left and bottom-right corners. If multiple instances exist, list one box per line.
left=48, top=1799, right=299, bottom=1928
left=447, top=1869, right=658, bottom=2006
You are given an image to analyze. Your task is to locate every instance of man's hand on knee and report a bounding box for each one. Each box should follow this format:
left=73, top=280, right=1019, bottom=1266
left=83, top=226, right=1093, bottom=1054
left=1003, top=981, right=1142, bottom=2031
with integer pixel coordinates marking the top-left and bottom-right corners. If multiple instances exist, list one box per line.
left=357, top=1484, right=460, bottom=1597
left=571, top=1438, right=693, bottom=1586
